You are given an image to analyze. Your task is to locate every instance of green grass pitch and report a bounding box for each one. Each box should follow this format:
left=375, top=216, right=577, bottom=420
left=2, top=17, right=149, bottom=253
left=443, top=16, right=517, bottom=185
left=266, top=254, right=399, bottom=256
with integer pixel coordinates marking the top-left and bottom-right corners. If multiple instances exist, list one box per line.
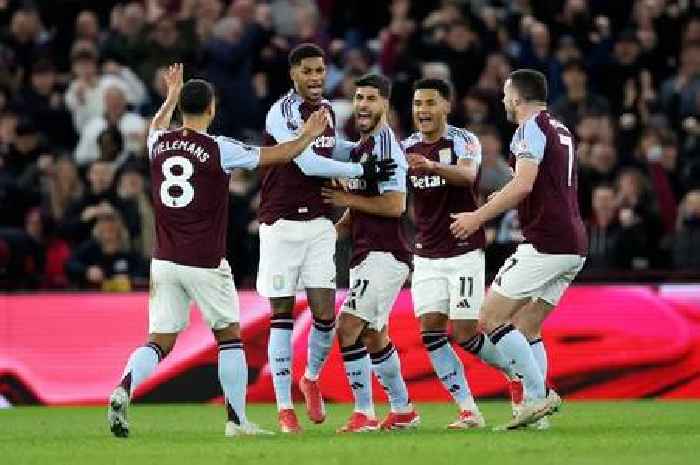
left=1, top=401, right=699, bottom=465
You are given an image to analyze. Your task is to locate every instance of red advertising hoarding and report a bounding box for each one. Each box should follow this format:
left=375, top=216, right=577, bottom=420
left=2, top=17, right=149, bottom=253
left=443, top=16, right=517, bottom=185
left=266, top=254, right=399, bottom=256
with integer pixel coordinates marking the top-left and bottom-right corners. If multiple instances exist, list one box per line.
left=1, top=285, right=699, bottom=405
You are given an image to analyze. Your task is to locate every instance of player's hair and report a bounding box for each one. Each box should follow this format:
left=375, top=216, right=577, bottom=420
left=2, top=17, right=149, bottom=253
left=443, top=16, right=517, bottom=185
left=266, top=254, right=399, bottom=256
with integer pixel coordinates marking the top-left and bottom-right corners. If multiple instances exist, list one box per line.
left=355, top=73, right=392, bottom=99
left=179, top=79, right=215, bottom=115
left=289, top=43, right=325, bottom=66
left=509, top=69, right=548, bottom=103
left=413, top=78, right=452, bottom=101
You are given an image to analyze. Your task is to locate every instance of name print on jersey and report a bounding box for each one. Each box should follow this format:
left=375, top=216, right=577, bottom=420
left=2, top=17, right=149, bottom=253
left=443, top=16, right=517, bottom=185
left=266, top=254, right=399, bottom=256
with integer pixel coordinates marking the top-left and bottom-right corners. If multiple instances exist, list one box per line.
left=153, top=139, right=211, bottom=163
left=410, top=174, right=446, bottom=189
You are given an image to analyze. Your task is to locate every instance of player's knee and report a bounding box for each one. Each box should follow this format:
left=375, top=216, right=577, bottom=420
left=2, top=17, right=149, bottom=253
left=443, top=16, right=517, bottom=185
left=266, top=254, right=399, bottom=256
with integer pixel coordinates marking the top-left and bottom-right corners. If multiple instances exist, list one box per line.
left=306, top=288, right=335, bottom=320
left=336, top=314, right=364, bottom=347
left=270, top=297, right=295, bottom=314
left=361, top=329, right=388, bottom=353
left=419, top=313, right=448, bottom=333
left=213, top=323, right=241, bottom=342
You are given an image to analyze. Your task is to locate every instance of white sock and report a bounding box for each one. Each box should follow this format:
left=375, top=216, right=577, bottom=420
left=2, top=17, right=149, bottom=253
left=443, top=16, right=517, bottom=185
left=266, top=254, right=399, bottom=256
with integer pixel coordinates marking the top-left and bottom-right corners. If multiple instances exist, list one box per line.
left=341, top=342, right=374, bottom=417
left=529, top=338, right=548, bottom=380
left=370, top=343, right=412, bottom=413
left=460, top=332, right=514, bottom=378
left=119, top=342, right=163, bottom=397
left=304, top=316, right=335, bottom=381
left=268, top=313, right=294, bottom=411
left=489, top=324, right=545, bottom=400
left=218, top=339, right=248, bottom=425
left=422, top=331, right=475, bottom=412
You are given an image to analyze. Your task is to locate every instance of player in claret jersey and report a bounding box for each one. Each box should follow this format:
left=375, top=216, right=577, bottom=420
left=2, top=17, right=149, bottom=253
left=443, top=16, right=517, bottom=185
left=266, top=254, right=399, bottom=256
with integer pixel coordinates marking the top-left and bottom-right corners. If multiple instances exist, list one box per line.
left=259, top=44, right=395, bottom=433
left=107, top=64, right=329, bottom=438
left=322, top=74, right=417, bottom=433
left=451, top=69, right=587, bottom=429
left=404, top=79, right=515, bottom=429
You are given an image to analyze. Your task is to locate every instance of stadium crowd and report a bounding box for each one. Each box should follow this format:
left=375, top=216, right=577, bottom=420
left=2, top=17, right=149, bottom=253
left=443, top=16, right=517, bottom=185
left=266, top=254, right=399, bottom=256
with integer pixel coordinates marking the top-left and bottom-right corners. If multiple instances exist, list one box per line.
left=0, top=0, right=699, bottom=290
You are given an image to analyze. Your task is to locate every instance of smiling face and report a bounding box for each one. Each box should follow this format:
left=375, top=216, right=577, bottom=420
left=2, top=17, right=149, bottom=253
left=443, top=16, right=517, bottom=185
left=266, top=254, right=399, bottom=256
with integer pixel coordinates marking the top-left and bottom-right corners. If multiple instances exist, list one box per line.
left=353, top=86, right=385, bottom=134
left=413, top=88, right=449, bottom=137
left=291, top=56, right=326, bottom=103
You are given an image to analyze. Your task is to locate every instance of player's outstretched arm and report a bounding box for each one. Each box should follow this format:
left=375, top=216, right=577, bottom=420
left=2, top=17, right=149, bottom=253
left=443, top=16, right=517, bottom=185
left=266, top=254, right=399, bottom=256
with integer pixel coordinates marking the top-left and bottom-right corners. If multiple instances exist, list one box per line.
left=407, top=154, right=477, bottom=186
left=450, top=158, right=538, bottom=239
left=150, top=63, right=183, bottom=132
left=322, top=188, right=405, bottom=218
left=258, top=109, right=329, bottom=166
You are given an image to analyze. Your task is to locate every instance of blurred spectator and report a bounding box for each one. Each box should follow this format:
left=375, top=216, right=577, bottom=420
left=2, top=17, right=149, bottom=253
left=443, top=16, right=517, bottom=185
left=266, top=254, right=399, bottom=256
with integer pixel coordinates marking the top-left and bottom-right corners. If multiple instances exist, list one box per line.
left=660, top=41, right=700, bottom=132
left=97, top=125, right=127, bottom=166
left=65, top=209, right=147, bottom=290
left=117, top=165, right=154, bottom=261
left=429, top=19, right=484, bottom=99
left=101, top=2, right=147, bottom=69
left=65, top=44, right=148, bottom=132
left=578, top=141, right=619, bottom=220
left=551, top=59, right=610, bottom=130
left=226, top=169, right=259, bottom=287
left=672, top=190, right=700, bottom=270
left=2, top=7, right=52, bottom=86
left=202, top=13, right=271, bottom=135
left=593, top=30, right=644, bottom=116
left=477, top=125, right=511, bottom=197
left=614, top=167, right=665, bottom=269
left=24, top=207, right=71, bottom=289
left=137, top=14, right=198, bottom=85
left=586, top=183, right=623, bottom=271
left=74, top=85, right=146, bottom=166
left=14, top=59, right=76, bottom=149
left=74, top=10, right=103, bottom=45
left=61, top=160, right=140, bottom=245
left=44, top=156, right=84, bottom=224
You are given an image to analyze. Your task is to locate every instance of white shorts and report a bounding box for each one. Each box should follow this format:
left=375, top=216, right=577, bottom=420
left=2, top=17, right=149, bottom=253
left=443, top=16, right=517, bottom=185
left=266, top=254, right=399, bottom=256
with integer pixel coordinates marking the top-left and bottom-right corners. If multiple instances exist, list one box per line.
left=490, top=244, right=586, bottom=306
left=340, top=252, right=409, bottom=331
left=257, top=218, right=336, bottom=298
left=412, top=249, right=485, bottom=320
left=149, top=258, right=239, bottom=333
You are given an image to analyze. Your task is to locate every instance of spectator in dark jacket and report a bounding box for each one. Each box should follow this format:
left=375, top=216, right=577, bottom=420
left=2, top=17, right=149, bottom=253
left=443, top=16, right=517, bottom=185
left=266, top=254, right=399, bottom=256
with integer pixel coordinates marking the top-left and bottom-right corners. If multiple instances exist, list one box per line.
left=65, top=209, right=146, bottom=290
left=673, top=190, right=700, bottom=270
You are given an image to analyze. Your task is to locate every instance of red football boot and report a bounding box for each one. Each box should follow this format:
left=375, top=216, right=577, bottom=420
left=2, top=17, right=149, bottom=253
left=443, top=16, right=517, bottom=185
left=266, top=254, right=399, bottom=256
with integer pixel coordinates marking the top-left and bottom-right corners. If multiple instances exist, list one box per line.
left=299, top=376, right=326, bottom=424
left=278, top=409, right=302, bottom=433
left=336, top=412, right=380, bottom=433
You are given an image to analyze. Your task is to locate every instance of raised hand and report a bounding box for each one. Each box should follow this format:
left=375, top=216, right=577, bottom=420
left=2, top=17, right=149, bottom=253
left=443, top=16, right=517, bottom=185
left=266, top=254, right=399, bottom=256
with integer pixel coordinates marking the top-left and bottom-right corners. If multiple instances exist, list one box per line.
left=407, top=153, right=435, bottom=173
left=301, top=108, right=329, bottom=140
left=164, top=63, right=184, bottom=97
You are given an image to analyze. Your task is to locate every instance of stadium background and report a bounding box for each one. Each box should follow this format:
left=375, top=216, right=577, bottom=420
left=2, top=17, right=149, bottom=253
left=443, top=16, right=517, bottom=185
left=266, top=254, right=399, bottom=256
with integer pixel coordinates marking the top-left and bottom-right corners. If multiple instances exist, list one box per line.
left=1, top=0, right=700, bottom=406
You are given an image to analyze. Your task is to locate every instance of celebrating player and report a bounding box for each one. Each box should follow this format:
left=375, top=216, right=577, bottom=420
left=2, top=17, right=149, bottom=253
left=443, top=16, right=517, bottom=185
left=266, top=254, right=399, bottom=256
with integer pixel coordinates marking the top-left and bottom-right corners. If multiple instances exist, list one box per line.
left=258, top=44, right=396, bottom=433
left=107, top=63, right=329, bottom=438
left=404, top=78, right=514, bottom=429
left=450, top=69, right=587, bottom=429
left=322, top=74, right=417, bottom=432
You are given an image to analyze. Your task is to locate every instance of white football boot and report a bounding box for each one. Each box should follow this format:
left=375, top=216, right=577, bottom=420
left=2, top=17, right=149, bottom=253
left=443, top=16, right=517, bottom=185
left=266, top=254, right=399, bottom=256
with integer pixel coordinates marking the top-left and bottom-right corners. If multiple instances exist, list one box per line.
left=504, top=389, right=561, bottom=430
left=225, top=421, right=275, bottom=437
left=107, top=386, right=130, bottom=438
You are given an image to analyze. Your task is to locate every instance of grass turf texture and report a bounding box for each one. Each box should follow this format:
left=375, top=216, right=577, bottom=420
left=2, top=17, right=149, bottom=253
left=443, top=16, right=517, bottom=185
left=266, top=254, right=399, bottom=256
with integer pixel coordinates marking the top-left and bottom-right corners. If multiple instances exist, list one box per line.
left=2, top=401, right=698, bottom=465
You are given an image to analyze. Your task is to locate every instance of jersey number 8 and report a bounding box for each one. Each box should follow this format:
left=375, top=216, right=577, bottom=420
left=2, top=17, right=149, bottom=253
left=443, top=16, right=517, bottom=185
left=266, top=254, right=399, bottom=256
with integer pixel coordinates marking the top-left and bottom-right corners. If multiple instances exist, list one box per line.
left=160, top=156, right=194, bottom=208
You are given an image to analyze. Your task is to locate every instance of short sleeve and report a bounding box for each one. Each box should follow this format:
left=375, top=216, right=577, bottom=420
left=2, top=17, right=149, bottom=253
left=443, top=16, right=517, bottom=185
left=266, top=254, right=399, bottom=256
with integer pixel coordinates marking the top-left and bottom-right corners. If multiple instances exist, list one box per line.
left=265, top=101, right=298, bottom=144
left=511, top=119, right=546, bottom=164
left=215, top=136, right=261, bottom=172
left=147, top=129, right=165, bottom=158
left=374, top=129, right=407, bottom=194
left=452, top=129, right=482, bottom=165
